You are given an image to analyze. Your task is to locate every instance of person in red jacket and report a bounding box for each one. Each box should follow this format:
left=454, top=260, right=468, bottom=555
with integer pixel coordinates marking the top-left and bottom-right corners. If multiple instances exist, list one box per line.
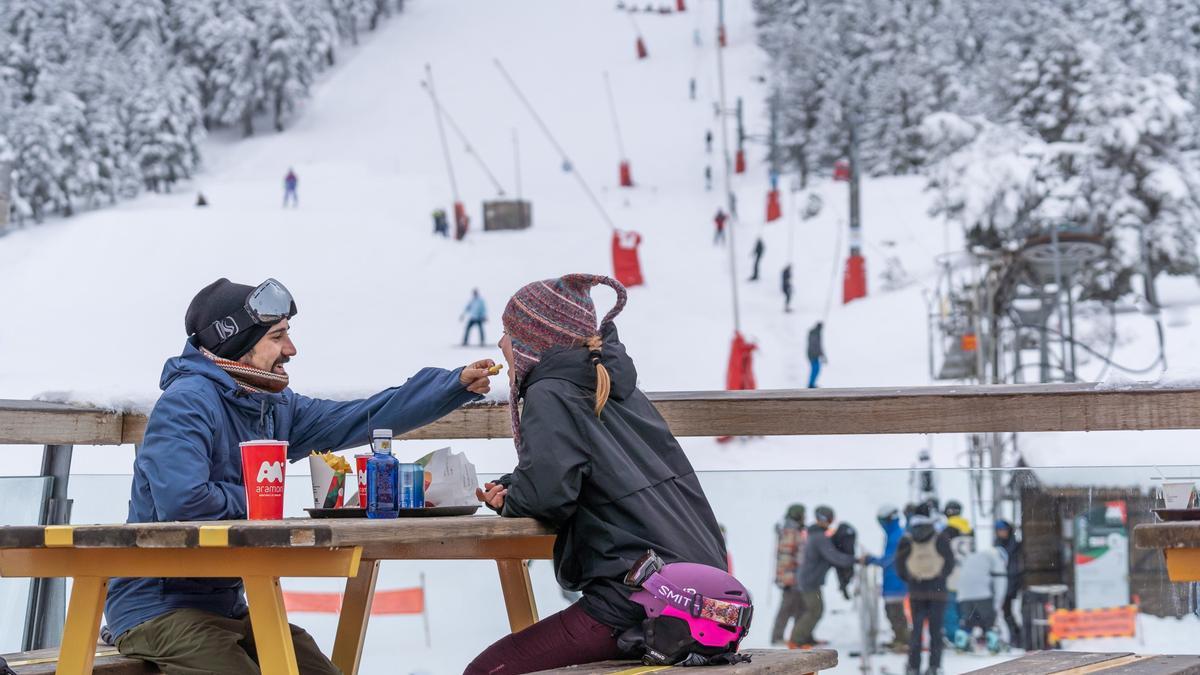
left=714, top=208, right=728, bottom=244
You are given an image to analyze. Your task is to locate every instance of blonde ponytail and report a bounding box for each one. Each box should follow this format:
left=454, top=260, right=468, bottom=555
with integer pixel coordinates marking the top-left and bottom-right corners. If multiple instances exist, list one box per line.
left=584, top=335, right=611, bottom=417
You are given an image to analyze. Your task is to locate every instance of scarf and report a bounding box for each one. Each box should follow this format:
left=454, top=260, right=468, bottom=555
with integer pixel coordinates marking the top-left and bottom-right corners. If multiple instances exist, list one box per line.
left=200, top=347, right=289, bottom=394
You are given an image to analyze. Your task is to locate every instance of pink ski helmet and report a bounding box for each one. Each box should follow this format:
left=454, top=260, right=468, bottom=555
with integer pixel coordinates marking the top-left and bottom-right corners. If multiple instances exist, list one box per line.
left=625, top=550, right=752, bottom=658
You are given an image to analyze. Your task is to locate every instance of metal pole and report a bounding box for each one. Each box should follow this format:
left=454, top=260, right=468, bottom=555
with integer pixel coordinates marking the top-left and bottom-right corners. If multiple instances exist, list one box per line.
left=848, top=113, right=862, bottom=250
left=512, top=129, right=522, bottom=201
left=23, top=444, right=73, bottom=650
left=715, top=0, right=741, bottom=332
left=424, top=64, right=460, bottom=206
left=421, top=80, right=506, bottom=197
left=1050, top=225, right=1072, bottom=381
left=494, top=59, right=616, bottom=230
left=602, top=71, right=628, bottom=161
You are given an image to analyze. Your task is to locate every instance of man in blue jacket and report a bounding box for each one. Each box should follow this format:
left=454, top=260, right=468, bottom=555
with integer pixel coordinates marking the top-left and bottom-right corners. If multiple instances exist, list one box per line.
left=104, top=278, right=493, bottom=674
left=865, top=505, right=910, bottom=652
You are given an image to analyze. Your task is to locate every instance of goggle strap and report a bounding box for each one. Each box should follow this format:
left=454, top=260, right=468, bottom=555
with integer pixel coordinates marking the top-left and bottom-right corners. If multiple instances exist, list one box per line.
left=641, top=571, right=748, bottom=632
left=195, top=307, right=254, bottom=350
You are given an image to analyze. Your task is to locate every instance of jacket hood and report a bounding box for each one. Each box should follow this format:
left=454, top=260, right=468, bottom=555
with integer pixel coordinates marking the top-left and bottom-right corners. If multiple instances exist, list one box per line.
left=946, top=515, right=972, bottom=535
left=161, top=339, right=286, bottom=413
left=520, top=324, right=637, bottom=401
left=908, top=515, right=937, bottom=543
left=879, top=516, right=903, bottom=538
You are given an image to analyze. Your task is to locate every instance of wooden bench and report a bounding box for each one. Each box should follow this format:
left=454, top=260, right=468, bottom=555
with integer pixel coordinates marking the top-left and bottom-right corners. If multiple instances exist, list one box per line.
left=964, top=651, right=1200, bottom=674
left=0, top=516, right=554, bottom=675
left=1, top=645, right=157, bottom=674
left=529, top=649, right=837, bottom=674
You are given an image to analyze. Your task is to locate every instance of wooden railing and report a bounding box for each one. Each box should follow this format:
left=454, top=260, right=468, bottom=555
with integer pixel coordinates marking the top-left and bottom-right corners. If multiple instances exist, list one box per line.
left=4, top=382, right=1200, bottom=445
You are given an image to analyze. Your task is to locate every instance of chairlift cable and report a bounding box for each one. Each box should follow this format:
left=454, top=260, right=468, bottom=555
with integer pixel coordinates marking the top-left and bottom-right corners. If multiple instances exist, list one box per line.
left=424, top=64, right=460, bottom=206
left=494, top=58, right=616, bottom=231
left=420, top=79, right=507, bottom=197
left=602, top=72, right=629, bottom=162
left=715, top=0, right=741, bottom=332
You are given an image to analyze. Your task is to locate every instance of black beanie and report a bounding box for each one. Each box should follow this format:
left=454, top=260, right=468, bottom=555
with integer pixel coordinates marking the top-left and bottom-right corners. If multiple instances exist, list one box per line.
left=185, top=278, right=272, bottom=360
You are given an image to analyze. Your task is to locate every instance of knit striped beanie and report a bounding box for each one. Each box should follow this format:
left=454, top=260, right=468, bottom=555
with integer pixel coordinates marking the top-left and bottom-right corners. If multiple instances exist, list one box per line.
left=502, top=273, right=628, bottom=446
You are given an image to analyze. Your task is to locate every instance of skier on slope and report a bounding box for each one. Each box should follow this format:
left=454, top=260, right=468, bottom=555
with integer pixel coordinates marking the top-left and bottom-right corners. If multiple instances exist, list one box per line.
left=941, top=500, right=975, bottom=644
left=283, top=168, right=298, bottom=208
left=782, top=265, right=793, bottom=312
left=771, top=504, right=808, bottom=646
left=995, top=520, right=1024, bottom=647
left=909, top=449, right=938, bottom=506
left=713, top=208, right=728, bottom=244
left=432, top=208, right=449, bottom=237
left=460, top=288, right=487, bottom=347
left=705, top=165, right=713, bottom=191
left=749, top=238, right=765, bottom=281
left=896, top=512, right=956, bottom=675
left=954, top=545, right=1007, bottom=653
left=791, top=506, right=857, bottom=648
left=806, top=322, right=825, bottom=388
left=863, top=505, right=910, bottom=652
left=705, top=129, right=713, bottom=153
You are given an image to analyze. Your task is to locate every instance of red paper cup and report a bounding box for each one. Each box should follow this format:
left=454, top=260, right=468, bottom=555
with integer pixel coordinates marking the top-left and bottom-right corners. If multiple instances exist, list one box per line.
left=240, top=440, right=288, bottom=520
left=355, top=453, right=371, bottom=503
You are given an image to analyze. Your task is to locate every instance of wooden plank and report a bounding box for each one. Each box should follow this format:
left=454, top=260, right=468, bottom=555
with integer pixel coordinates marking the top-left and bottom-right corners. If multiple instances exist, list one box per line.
left=7, top=383, right=1200, bottom=447
left=964, top=652, right=1134, bottom=674
left=0, top=399, right=124, bottom=445
left=0, top=516, right=554, bottom=550
left=1134, top=523, right=1200, bottom=550
left=529, top=648, right=838, bottom=674
left=9, top=654, right=158, bottom=674
left=1100, top=656, right=1200, bottom=674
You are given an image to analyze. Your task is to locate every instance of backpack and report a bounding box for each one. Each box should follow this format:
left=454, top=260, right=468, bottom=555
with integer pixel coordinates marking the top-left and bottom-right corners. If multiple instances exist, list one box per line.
left=905, top=537, right=945, bottom=581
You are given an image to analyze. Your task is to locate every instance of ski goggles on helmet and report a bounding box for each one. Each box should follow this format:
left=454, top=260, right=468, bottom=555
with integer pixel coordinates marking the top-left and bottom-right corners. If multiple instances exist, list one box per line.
left=195, top=278, right=297, bottom=349
left=624, top=550, right=753, bottom=633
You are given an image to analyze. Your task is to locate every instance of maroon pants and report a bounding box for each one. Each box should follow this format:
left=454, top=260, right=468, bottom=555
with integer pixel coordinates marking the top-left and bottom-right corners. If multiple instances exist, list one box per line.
left=464, top=602, right=626, bottom=675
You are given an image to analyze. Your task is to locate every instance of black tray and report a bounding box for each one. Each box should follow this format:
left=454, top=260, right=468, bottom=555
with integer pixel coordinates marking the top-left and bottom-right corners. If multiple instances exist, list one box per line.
left=305, top=504, right=480, bottom=519
left=1152, top=508, right=1200, bottom=522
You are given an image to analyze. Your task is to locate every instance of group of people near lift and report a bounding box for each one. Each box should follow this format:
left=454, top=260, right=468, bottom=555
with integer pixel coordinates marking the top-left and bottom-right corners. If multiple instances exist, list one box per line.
left=772, top=492, right=1024, bottom=675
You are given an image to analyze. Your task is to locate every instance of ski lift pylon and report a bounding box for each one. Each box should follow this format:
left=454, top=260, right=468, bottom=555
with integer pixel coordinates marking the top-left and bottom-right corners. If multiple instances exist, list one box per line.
left=636, top=36, right=648, bottom=59
left=612, top=230, right=644, bottom=287
left=766, top=189, right=781, bottom=222
left=735, top=148, right=746, bottom=174
left=619, top=160, right=634, bottom=187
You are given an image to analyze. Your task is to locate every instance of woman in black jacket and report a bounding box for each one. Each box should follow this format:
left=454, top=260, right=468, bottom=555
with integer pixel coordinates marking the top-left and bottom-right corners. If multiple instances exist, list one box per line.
left=468, top=274, right=728, bottom=675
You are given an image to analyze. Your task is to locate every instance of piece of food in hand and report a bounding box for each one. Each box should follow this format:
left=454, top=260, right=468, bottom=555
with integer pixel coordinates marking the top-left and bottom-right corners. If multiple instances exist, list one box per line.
left=487, top=363, right=504, bottom=376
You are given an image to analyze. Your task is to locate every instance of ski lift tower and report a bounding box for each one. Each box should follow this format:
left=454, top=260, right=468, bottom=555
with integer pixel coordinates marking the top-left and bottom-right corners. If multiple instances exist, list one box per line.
left=927, top=224, right=1105, bottom=530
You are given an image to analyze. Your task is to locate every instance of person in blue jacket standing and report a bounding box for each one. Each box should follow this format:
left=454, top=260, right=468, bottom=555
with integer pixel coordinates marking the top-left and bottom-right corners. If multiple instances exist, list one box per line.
left=104, top=277, right=495, bottom=674
left=461, top=288, right=488, bottom=346
left=864, top=504, right=910, bottom=652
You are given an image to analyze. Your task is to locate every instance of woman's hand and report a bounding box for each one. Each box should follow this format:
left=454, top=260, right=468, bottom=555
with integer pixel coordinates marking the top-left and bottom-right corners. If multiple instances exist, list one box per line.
left=475, top=481, right=507, bottom=510
left=460, top=359, right=496, bottom=395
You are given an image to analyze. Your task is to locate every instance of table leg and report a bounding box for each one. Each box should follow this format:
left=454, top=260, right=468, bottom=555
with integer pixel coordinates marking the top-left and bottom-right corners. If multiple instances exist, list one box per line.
left=332, top=559, right=380, bottom=675
left=244, top=576, right=300, bottom=675
left=496, top=560, right=538, bottom=633
left=55, top=576, right=108, bottom=675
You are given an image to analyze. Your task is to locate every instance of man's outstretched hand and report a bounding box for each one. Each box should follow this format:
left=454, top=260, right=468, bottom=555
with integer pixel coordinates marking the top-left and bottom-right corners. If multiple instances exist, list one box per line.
left=476, top=481, right=507, bottom=510
left=460, top=359, right=496, bottom=395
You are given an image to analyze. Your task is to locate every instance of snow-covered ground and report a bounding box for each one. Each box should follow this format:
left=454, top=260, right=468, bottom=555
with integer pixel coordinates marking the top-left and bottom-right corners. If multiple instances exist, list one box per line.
left=1, top=0, right=1199, bottom=672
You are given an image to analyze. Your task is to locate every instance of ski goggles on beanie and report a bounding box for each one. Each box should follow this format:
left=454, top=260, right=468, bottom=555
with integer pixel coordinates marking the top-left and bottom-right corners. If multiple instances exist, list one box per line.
left=621, top=550, right=753, bottom=666
left=195, top=278, right=297, bottom=349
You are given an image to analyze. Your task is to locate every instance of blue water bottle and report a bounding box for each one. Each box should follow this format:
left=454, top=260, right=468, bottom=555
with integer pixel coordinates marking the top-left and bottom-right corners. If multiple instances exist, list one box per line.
left=366, top=428, right=400, bottom=519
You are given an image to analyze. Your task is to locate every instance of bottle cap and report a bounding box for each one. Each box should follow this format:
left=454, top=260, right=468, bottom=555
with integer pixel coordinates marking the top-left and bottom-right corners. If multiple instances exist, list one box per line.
left=372, top=428, right=392, bottom=439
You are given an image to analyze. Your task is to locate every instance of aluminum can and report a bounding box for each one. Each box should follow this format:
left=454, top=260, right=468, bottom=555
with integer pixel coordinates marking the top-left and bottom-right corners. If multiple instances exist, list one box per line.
left=397, top=463, right=426, bottom=509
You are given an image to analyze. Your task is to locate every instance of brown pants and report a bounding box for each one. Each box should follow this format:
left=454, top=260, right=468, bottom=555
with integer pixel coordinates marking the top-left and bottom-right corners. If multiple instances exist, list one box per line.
left=116, top=608, right=340, bottom=675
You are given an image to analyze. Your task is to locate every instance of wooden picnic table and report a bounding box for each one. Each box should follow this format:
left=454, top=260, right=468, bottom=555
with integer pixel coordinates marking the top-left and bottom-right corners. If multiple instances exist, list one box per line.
left=1133, top=521, right=1200, bottom=583
left=0, top=515, right=554, bottom=675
